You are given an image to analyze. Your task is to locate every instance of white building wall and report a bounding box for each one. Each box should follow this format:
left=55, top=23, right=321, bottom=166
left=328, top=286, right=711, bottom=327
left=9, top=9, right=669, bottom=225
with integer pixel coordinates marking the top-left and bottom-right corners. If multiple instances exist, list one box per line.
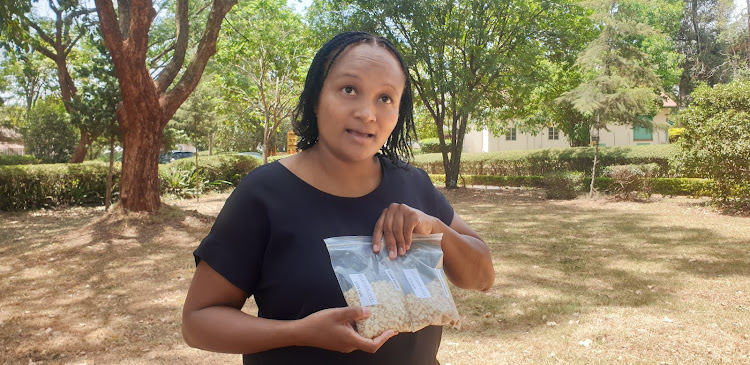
left=463, top=107, right=672, bottom=153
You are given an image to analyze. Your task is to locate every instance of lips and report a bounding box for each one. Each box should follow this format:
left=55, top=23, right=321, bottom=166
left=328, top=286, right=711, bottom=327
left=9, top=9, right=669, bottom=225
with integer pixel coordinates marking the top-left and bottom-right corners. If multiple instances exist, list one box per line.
left=346, top=129, right=375, bottom=140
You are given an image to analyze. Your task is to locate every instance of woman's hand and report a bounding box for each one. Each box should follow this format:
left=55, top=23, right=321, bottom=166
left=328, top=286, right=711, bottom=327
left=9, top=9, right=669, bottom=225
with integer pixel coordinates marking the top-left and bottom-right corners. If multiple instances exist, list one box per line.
left=372, top=203, right=439, bottom=259
left=297, top=306, right=397, bottom=353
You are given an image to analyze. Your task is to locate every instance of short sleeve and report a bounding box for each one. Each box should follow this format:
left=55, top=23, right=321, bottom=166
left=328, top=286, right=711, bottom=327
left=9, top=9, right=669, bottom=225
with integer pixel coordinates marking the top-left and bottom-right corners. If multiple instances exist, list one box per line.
left=417, top=168, right=454, bottom=226
left=193, top=175, right=270, bottom=296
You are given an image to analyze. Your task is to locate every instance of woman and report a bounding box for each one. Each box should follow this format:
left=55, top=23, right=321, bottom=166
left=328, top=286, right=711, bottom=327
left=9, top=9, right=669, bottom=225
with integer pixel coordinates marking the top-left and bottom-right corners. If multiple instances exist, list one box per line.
left=182, top=31, right=495, bottom=365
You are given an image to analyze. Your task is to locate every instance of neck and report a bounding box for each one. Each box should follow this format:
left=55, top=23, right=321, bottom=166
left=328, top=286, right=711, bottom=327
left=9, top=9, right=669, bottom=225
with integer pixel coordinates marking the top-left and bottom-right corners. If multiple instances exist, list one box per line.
left=301, top=146, right=382, bottom=197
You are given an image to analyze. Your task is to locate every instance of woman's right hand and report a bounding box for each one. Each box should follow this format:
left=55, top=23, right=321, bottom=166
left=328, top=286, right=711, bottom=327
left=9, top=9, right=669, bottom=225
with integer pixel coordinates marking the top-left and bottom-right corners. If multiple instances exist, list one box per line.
left=296, top=306, right=397, bottom=353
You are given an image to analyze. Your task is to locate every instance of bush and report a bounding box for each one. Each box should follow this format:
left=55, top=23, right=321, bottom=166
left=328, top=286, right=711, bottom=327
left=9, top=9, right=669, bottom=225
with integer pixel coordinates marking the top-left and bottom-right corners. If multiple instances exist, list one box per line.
left=0, top=155, right=40, bottom=165
left=417, top=138, right=451, bottom=154
left=24, top=99, right=78, bottom=163
left=0, top=154, right=259, bottom=211
left=543, top=171, right=585, bottom=200
left=0, top=162, right=120, bottom=210
left=672, top=81, right=750, bottom=210
left=668, top=128, right=684, bottom=143
left=412, top=144, right=676, bottom=177
left=164, top=154, right=259, bottom=190
left=602, top=163, right=660, bottom=200
left=429, top=174, right=544, bottom=188
left=426, top=174, right=711, bottom=197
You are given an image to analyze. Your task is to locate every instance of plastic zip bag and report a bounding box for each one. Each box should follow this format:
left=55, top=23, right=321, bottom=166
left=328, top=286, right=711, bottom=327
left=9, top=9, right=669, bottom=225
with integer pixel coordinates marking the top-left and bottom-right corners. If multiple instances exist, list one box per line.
left=325, top=234, right=461, bottom=338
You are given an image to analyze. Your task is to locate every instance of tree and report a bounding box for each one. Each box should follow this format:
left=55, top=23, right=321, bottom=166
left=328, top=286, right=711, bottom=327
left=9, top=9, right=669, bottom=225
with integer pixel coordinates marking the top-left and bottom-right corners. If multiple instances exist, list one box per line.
left=0, top=46, right=57, bottom=114
left=94, top=0, right=237, bottom=212
left=214, top=0, right=309, bottom=163
left=9, top=0, right=99, bottom=162
left=676, top=0, right=734, bottom=105
left=311, top=0, right=592, bottom=188
left=170, top=82, right=219, bottom=157
left=672, top=81, right=750, bottom=210
left=24, top=97, right=78, bottom=162
left=557, top=0, right=664, bottom=196
left=67, top=33, right=121, bottom=208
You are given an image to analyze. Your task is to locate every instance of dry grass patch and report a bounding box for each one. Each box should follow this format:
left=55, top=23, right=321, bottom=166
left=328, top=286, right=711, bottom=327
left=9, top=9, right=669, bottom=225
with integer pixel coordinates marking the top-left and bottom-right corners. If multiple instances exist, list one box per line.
left=0, top=189, right=748, bottom=364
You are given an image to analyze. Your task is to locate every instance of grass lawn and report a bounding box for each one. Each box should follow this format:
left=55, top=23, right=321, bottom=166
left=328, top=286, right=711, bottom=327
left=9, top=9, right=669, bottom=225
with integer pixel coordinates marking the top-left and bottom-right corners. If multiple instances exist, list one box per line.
left=0, top=188, right=748, bottom=364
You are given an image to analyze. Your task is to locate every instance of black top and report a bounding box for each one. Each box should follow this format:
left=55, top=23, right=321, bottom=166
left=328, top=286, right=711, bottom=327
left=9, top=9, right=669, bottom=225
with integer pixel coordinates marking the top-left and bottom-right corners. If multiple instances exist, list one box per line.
left=194, top=156, right=454, bottom=365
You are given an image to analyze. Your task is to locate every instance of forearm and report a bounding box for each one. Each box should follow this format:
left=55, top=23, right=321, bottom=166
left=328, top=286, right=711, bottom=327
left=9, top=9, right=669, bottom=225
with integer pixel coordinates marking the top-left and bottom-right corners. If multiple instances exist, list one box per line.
left=182, top=305, right=304, bottom=354
left=430, top=218, right=495, bottom=291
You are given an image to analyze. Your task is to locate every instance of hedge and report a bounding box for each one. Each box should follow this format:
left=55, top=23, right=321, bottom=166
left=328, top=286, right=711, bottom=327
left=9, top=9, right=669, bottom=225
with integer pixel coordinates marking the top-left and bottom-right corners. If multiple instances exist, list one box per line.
left=0, top=162, right=120, bottom=211
left=413, top=144, right=678, bottom=177
left=0, top=155, right=40, bottom=165
left=429, top=174, right=710, bottom=197
left=0, top=154, right=259, bottom=211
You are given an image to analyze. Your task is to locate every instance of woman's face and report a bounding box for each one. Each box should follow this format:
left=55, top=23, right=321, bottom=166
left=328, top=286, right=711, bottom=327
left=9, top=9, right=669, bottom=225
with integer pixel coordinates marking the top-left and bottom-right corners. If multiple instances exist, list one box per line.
left=314, top=43, right=406, bottom=163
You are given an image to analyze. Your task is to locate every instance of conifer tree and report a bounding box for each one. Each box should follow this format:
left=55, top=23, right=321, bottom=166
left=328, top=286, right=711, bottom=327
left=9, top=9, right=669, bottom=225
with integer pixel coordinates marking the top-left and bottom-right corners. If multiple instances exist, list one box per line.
left=557, top=0, right=664, bottom=195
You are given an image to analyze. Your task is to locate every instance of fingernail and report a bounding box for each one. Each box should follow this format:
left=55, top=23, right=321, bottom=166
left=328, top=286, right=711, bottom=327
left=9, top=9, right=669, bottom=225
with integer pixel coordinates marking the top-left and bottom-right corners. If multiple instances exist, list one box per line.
left=373, top=244, right=379, bottom=252
left=389, top=250, right=395, bottom=259
left=398, top=247, right=405, bottom=256
left=362, top=307, right=370, bottom=316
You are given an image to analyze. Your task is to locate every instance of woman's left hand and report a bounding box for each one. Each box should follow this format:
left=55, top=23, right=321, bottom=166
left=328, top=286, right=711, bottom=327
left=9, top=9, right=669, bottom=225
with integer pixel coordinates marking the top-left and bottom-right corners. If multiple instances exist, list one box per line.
left=372, top=203, right=439, bottom=260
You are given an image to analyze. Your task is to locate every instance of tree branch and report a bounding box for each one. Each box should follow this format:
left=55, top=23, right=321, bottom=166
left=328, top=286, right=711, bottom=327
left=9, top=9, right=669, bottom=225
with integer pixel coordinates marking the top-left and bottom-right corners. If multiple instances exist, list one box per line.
left=24, top=18, right=56, bottom=48
left=161, top=0, right=237, bottom=125
left=64, top=31, right=86, bottom=56
left=155, top=0, right=188, bottom=93
left=149, top=42, right=176, bottom=68
left=94, top=0, right=124, bottom=60
left=128, top=0, right=157, bottom=59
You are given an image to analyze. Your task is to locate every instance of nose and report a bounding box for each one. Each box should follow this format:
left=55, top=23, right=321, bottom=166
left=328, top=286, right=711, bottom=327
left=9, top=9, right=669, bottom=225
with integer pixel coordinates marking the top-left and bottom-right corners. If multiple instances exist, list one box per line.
left=354, top=100, right=376, bottom=123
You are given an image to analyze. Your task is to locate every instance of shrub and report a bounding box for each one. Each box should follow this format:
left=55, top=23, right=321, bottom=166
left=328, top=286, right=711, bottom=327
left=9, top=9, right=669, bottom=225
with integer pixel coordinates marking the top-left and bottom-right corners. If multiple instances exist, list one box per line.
left=413, top=144, right=676, bottom=177
left=428, top=174, right=544, bottom=188
left=418, top=138, right=451, bottom=154
left=426, top=174, right=710, bottom=197
left=0, top=154, right=259, bottom=211
left=165, top=154, right=259, bottom=186
left=602, top=163, right=660, bottom=200
left=24, top=99, right=78, bottom=163
left=668, top=128, right=684, bottom=143
left=543, top=171, right=585, bottom=200
left=0, top=162, right=120, bottom=210
left=0, top=155, right=40, bottom=165
left=672, top=81, right=750, bottom=210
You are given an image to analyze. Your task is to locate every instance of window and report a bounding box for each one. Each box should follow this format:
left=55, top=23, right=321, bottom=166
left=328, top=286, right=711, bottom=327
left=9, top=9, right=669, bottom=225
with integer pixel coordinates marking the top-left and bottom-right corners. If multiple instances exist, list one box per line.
left=505, top=127, right=517, bottom=141
left=633, top=126, right=653, bottom=140
left=548, top=127, right=559, bottom=140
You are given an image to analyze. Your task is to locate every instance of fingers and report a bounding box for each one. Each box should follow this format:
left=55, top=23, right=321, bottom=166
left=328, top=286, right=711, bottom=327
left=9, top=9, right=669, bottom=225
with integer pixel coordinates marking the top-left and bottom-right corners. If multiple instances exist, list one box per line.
left=356, top=330, right=398, bottom=353
left=372, top=209, right=387, bottom=253
left=336, top=306, right=371, bottom=322
left=379, top=203, right=410, bottom=260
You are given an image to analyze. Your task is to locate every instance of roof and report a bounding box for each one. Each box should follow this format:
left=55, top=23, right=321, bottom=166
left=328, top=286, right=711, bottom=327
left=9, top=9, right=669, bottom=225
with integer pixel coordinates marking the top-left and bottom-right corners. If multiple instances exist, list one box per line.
left=0, top=127, right=23, bottom=142
left=661, top=93, right=677, bottom=108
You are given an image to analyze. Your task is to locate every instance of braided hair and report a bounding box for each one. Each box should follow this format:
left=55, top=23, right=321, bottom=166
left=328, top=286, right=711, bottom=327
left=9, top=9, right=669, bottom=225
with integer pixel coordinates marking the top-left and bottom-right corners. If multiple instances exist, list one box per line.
left=292, top=31, right=417, bottom=163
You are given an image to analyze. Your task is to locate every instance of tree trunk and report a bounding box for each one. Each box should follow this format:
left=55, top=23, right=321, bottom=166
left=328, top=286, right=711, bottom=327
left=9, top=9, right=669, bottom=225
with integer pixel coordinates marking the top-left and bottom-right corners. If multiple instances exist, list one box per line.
left=95, top=0, right=237, bottom=212
left=106, top=133, right=115, bottom=210
left=194, top=147, right=200, bottom=202
left=118, top=112, right=163, bottom=212
left=209, top=132, right=213, bottom=156
left=589, top=123, right=600, bottom=198
left=71, top=130, right=97, bottom=163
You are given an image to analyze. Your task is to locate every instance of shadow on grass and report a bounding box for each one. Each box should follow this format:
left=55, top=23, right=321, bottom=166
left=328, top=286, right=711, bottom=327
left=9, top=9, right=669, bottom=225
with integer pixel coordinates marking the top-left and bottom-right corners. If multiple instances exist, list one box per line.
left=443, top=188, right=749, bottom=337
left=0, top=203, right=215, bottom=363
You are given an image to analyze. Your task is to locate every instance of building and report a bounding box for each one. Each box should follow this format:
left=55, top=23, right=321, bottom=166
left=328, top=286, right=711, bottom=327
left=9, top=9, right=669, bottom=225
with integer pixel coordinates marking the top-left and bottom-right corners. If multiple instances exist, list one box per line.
left=0, top=127, right=25, bottom=155
left=463, top=95, right=677, bottom=153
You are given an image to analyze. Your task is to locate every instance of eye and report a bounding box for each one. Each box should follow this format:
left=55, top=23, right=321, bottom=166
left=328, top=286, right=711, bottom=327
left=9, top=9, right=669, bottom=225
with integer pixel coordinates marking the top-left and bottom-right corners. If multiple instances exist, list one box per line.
left=342, top=86, right=356, bottom=95
left=380, top=95, right=393, bottom=104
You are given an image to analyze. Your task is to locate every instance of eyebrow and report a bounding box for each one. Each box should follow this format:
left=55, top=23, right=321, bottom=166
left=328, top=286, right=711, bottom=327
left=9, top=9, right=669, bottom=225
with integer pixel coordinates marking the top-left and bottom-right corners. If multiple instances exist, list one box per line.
left=335, top=72, right=401, bottom=91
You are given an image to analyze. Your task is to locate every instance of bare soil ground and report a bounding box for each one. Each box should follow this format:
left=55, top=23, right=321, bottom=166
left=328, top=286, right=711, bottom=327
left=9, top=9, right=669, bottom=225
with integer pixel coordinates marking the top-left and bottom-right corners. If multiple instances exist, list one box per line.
left=1, top=188, right=748, bottom=364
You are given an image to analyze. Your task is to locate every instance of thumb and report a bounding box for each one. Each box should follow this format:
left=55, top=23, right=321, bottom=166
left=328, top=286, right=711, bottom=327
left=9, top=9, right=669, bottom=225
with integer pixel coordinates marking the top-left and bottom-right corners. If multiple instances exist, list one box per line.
left=338, top=306, right=371, bottom=322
